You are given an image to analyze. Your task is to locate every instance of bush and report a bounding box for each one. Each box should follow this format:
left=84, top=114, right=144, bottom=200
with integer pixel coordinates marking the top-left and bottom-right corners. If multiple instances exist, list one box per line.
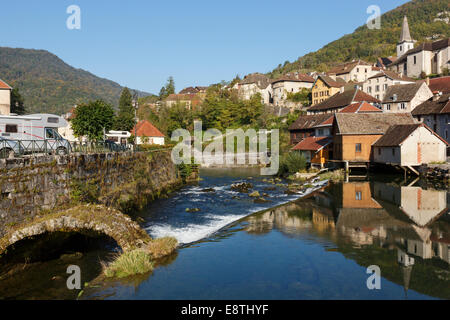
left=147, top=237, right=178, bottom=259
left=103, top=249, right=154, bottom=279
left=278, top=152, right=307, bottom=177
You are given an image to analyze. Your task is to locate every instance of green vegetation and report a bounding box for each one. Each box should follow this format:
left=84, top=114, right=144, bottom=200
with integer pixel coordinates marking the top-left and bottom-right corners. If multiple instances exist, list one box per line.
left=147, top=237, right=178, bottom=259
left=319, top=169, right=346, bottom=182
left=71, top=100, right=115, bottom=141
left=286, top=88, right=312, bottom=106
left=70, top=179, right=99, bottom=204
left=0, top=47, right=151, bottom=114
left=10, top=87, right=26, bottom=115
left=270, top=0, right=450, bottom=77
left=103, top=249, right=154, bottom=278
left=114, top=88, right=136, bottom=131
left=278, top=152, right=307, bottom=177
left=159, top=76, right=176, bottom=100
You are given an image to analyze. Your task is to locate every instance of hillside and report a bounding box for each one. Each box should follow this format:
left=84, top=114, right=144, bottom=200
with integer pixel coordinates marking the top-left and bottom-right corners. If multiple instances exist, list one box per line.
left=0, top=47, right=152, bottom=115
left=270, top=0, right=450, bottom=78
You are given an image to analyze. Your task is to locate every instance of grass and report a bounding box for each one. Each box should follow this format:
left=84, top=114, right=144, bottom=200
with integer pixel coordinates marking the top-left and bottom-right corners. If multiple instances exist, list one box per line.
left=319, top=169, right=346, bottom=182
left=102, top=237, right=178, bottom=279
left=102, top=249, right=154, bottom=279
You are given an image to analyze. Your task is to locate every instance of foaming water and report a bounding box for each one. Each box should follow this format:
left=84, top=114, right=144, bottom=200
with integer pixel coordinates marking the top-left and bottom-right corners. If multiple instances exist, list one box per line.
left=140, top=168, right=327, bottom=245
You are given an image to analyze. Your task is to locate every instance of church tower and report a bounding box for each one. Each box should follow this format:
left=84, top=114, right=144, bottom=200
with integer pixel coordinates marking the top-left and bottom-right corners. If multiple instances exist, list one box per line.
left=397, top=16, right=415, bottom=57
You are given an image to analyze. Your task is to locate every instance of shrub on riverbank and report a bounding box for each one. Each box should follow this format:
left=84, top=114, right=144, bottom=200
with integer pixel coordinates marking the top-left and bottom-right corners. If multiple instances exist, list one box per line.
left=319, top=169, right=345, bottom=182
left=103, top=249, right=154, bottom=279
left=278, top=152, right=307, bottom=177
left=147, top=237, right=178, bottom=259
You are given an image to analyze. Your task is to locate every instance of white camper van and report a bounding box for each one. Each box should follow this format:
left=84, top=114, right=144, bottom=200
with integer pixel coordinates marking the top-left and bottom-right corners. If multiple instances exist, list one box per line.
left=0, top=114, right=71, bottom=156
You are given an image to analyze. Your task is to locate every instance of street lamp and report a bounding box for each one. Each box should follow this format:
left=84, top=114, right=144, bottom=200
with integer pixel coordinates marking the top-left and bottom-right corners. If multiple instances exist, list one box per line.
left=132, top=98, right=139, bottom=149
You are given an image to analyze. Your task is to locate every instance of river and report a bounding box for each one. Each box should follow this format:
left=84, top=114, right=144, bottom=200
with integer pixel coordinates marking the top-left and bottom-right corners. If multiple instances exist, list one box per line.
left=0, top=168, right=449, bottom=300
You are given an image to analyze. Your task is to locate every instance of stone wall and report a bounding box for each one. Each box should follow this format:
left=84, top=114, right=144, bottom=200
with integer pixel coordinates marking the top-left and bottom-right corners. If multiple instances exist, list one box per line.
left=0, top=150, right=181, bottom=238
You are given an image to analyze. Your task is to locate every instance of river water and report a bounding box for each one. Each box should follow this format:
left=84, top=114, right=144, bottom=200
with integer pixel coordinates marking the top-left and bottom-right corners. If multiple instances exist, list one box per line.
left=0, top=168, right=449, bottom=300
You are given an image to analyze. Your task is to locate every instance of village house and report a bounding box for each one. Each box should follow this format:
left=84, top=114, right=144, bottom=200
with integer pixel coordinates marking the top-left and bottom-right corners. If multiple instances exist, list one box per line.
left=164, top=93, right=203, bottom=110
left=376, top=57, right=397, bottom=69
left=372, top=124, right=448, bottom=167
left=271, top=73, right=315, bottom=107
left=338, top=101, right=383, bottom=114
left=327, top=60, right=378, bottom=83
left=387, top=16, right=450, bottom=78
left=236, top=73, right=272, bottom=105
left=179, top=86, right=208, bottom=95
left=362, top=70, right=415, bottom=101
left=0, top=79, right=12, bottom=116
left=332, top=113, right=415, bottom=164
left=288, top=114, right=334, bottom=145
left=308, top=87, right=380, bottom=115
left=131, top=120, right=165, bottom=145
left=428, top=76, right=450, bottom=94
left=412, top=92, right=450, bottom=143
left=381, top=81, right=433, bottom=113
left=311, top=75, right=346, bottom=105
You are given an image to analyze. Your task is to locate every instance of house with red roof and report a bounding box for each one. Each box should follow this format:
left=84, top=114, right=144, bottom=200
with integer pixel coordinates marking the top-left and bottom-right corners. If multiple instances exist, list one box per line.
left=131, top=120, right=165, bottom=145
left=427, top=76, right=450, bottom=94
left=0, top=78, right=12, bottom=115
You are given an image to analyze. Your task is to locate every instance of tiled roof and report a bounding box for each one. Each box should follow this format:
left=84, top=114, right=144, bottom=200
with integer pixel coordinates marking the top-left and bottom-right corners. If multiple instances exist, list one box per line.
left=0, top=79, right=12, bottom=90
left=328, top=60, right=371, bottom=75
left=288, top=114, right=334, bottom=131
left=132, top=120, right=165, bottom=137
left=316, top=75, right=347, bottom=88
left=292, top=136, right=332, bottom=151
left=334, top=113, right=415, bottom=135
left=377, top=57, right=397, bottom=68
left=308, top=88, right=380, bottom=112
left=179, top=87, right=199, bottom=94
left=165, top=93, right=201, bottom=102
left=339, top=102, right=382, bottom=113
left=368, top=70, right=415, bottom=82
left=428, top=76, right=450, bottom=94
left=239, top=73, right=270, bottom=89
left=272, top=74, right=315, bottom=84
left=373, top=124, right=448, bottom=147
left=411, top=93, right=450, bottom=116
left=382, top=82, right=426, bottom=103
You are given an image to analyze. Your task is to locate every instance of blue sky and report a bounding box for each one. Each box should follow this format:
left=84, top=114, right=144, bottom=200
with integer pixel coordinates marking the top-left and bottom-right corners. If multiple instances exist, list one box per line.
left=0, top=0, right=409, bottom=94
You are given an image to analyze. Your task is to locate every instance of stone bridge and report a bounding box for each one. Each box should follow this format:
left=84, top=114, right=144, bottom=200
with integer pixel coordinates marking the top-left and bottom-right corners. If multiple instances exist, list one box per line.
left=0, top=204, right=151, bottom=255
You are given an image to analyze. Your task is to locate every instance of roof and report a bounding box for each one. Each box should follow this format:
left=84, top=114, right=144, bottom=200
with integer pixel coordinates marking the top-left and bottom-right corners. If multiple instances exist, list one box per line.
left=288, top=114, right=334, bottom=131
left=328, top=60, right=371, bottom=75
left=411, top=93, right=450, bottom=116
left=368, top=70, right=415, bottom=82
left=132, top=120, right=165, bottom=138
left=334, top=113, right=415, bottom=135
left=0, top=79, right=12, bottom=90
left=389, top=38, right=450, bottom=67
left=428, top=76, right=450, bottom=94
left=377, top=57, right=397, bottom=68
left=373, top=124, right=448, bottom=147
left=308, top=88, right=380, bottom=112
left=382, top=82, right=426, bottom=103
left=272, top=74, right=315, bottom=84
left=292, top=136, right=332, bottom=152
left=165, top=93, right=202, bottom=103
left=179, top=87, right=199, bottom=94
left=239, top=73, right=270, bottom=89
left=339, top=102, right=382, bottom=113
left=315, top=75, right=347, bottom=88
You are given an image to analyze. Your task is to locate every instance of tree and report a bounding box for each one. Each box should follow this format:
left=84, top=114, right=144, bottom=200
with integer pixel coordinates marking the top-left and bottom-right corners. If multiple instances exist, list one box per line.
left=71, top=100, right=115, bottom=141
left=10, top=88, right=26, bottom=115
left=159, top=77, right=175, bottom=100
left=114, top=88, right=136, bottom=131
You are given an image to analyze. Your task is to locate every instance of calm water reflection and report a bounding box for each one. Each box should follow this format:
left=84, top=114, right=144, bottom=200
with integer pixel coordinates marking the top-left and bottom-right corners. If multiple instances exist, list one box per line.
left=84, top=175, right=449, bottom=300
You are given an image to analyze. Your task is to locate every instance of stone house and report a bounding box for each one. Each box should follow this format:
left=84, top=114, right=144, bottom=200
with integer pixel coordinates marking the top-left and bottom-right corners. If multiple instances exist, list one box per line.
left=308, top=88, right=380, bottom=115
left=362, top=70, right=415, bottom=101
left=288, top=114, right=333, bottom=145
left=0, top=79, right=11, bottom=116
left=271, top=74, right=314, bottom=107
left=327, top=60, right=378, bottom=83
left=165, top=93, right=203, bottom=110
left=332, top=113, right=415, bottom=163
left=381, top=82, right=432, bottom=113
left=236, top=73, right=272, bottom=105
left=373, top=124, right=448, bottom=166
left=387, top=16, right=450, bottom=78
left=311, top=75, right=346, bottom=105
left=412, top=92, right=450, bottom=143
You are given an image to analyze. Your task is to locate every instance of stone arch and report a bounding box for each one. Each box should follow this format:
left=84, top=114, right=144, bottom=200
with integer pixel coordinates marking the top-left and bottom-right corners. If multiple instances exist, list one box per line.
left=0, top=205, right=151, bottom=255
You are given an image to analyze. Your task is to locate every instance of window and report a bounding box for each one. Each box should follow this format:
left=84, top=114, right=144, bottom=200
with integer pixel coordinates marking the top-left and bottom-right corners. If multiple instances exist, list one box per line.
left=48, top=117, right=59, bottom=124
left=384, top=84, right=388, bottom=90
left=400, top=103, right=406, bottom=110
left=45, top=128, right=57, bottom=139
left=386, top=104, right=391, bottom=111
left=392, top=148, right=396, bottom=156
left=378, top=148, right=381, bottom=155
left=355, top=143, right=362, bottom=153
left=414, top=56, right=417, bottom=65
left=5, top=125, right=18, bottom=133
left=375, top=85, right=380, bottom=92
left=355, top=192, right=362, bottom=200
left=400, top=45, right=403, bottom=52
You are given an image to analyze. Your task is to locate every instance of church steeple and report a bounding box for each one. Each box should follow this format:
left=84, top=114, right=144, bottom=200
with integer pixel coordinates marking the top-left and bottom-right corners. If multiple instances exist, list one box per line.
left=397, top=16, right=415, bottom=57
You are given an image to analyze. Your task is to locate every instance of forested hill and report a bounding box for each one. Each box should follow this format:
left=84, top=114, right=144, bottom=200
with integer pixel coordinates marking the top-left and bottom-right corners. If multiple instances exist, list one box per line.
left=270, top=0, right=450, bottom=78
left=0, top=47, right=151, bottom=115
